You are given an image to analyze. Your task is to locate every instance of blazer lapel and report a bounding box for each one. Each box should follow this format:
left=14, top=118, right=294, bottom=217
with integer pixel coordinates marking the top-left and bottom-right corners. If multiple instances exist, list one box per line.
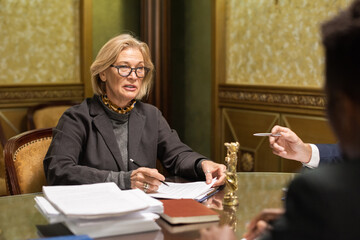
left=128, top=107, right=146, bottom=167
left=90, top=97, right=125, bottom=170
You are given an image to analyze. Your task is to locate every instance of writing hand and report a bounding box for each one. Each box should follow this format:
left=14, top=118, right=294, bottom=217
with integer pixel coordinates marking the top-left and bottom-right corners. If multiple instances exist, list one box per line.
left=130, top=167, right=165, bottom=193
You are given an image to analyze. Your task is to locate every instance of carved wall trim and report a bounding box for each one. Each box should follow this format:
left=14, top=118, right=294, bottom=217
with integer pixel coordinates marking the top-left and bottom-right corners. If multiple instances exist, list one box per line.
left=219, top=84, right=326, bottom=113
left=0, top=84, right=84, bottom=108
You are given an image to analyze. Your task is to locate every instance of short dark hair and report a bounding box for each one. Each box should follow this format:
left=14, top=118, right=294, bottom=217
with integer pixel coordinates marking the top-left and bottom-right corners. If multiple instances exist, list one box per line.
left=322, top=0, right=360, bottom=104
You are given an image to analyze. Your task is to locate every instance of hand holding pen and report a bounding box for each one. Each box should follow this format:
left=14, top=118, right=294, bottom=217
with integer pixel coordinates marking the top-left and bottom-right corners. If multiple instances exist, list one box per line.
left=265, top=125, right=312, bottom=163
left=129, top=158, right=169, bottom=193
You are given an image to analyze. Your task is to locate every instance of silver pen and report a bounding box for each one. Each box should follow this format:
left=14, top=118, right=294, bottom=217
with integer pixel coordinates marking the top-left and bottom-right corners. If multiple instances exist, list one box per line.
left=253, top=133, right=281, bottom=137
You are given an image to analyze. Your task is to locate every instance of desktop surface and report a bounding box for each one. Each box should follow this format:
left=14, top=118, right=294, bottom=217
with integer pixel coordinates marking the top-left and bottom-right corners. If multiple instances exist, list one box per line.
left=0, top=172, right=295, bottom=240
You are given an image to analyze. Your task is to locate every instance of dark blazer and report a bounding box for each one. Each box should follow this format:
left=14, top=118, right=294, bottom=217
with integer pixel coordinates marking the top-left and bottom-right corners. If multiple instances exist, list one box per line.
left=44, top=95, right=206, bottom=186
left=262, top=159, right=360, bottom=240
left=316, top=144, right=343, bottom=165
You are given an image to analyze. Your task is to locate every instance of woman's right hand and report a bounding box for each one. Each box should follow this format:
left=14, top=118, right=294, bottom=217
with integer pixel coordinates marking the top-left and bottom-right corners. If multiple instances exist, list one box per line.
left=130, top=167, right=165, bottom=193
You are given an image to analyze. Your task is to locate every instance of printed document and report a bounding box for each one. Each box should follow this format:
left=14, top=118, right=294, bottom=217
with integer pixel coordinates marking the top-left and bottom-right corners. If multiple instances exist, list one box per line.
left=148, top=178, right=217, bottom=199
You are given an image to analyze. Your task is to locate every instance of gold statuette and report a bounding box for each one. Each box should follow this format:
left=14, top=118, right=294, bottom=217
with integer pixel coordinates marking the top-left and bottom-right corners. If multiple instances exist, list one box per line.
left=223, top=142, right=240, bottom=206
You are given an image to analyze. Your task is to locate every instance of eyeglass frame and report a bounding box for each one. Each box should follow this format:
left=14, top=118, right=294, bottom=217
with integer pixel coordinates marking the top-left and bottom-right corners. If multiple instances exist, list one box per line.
left=110, top=64, right=150, bottom=78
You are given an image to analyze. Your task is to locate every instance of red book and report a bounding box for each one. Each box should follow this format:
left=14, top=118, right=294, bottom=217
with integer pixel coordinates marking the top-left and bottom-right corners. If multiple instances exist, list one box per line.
left=160, top=199, right=220, bottom=224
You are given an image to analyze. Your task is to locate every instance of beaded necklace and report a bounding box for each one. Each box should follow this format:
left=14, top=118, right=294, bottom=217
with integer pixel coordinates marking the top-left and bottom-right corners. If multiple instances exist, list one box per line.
left=101, top=95, right=136, bottom=114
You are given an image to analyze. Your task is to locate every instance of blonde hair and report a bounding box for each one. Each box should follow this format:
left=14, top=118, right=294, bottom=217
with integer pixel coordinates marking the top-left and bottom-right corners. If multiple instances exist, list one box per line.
left=90, top=34, right=154, bottom=100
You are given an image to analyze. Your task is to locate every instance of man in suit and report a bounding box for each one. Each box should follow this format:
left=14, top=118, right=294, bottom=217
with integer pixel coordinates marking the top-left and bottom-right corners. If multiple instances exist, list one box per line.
left=201, top=0, right=360, bottom=239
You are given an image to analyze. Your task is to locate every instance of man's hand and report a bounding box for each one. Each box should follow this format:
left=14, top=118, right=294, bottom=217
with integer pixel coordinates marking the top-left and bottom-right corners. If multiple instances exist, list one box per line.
left=199, top=225, right=236, bottom=240
left=243, top=208, right=284, bottom=240
left=270, top=125, right=312, bottom=163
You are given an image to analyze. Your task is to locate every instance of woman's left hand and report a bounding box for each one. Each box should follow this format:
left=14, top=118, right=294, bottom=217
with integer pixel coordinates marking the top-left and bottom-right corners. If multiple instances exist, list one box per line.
left=201, top=160, right=227, bottom=187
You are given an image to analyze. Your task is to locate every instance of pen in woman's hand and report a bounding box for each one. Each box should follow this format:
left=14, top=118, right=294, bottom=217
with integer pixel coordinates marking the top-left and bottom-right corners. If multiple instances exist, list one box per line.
left=130, top=158, right=169, bottom=186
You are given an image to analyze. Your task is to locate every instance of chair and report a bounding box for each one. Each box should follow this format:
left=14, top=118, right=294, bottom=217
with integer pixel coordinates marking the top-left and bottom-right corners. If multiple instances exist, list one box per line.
left=5, top=128, right=52, bottom=195
left=27, top=101, right=77, bottom=130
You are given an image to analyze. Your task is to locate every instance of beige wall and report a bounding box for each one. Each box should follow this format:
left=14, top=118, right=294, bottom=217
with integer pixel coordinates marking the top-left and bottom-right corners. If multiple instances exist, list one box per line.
left=225, top=0, right=352, bottom=87
left=0, top=0, right=81, bottom=85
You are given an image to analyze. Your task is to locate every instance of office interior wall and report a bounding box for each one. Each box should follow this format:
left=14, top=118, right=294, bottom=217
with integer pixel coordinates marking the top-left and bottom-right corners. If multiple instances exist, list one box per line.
left=0, top=0, right=139, bottom=141
left=225, top=0, right=352, bottom=87
left=0, top=0, right=86, bottom=141
left=92, top=0, right=140, bottom=62
left=0, top=0, right=81, bottom=85
left=171, top=0, right=212, bottom=158
left=213, top=1, right=349, bottom=171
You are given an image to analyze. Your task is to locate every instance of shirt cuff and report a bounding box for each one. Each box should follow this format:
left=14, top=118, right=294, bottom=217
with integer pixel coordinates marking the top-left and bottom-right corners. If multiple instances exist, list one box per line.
left=302, top=144, right=320, bottom=169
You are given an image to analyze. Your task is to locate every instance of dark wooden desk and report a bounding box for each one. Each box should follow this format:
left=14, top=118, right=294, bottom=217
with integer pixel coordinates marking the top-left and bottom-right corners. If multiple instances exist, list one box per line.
left=0, top=172, right=295, bottom=240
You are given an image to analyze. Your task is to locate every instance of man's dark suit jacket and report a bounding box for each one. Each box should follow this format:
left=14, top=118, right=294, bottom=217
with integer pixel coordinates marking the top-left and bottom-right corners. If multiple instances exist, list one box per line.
left=262, top=159, right=360, bottom=239
left=44, top=95, right=206, bottom=187
left=316, top=144, right=342, bottom=164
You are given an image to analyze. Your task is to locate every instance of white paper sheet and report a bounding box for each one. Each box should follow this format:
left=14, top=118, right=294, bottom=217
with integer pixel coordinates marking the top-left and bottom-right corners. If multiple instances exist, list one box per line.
left=43, top=182, right=148, bottom=218
left=148, top=178, right=217, bottom=199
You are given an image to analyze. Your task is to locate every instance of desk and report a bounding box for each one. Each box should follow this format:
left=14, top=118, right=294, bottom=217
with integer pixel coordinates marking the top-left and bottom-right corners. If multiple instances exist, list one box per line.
left=0, top=172, right=295, bottom=240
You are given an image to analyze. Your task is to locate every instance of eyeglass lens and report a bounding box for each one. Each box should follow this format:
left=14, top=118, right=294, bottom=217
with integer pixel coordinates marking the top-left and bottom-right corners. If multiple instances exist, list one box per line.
left=118, top=66, right=146, bottom=78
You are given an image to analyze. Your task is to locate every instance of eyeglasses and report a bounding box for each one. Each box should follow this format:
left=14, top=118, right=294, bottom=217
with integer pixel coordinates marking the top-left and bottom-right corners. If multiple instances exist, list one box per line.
left=110, top=65, right=149, bottom=78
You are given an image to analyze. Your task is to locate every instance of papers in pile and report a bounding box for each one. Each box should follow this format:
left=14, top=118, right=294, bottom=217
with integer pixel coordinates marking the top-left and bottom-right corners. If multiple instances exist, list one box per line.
left=35, top=182, right=163, bottom=238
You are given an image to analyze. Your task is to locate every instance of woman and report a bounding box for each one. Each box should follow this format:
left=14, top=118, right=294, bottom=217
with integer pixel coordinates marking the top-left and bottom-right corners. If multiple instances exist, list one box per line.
left=44, top=34, right=226, bottom=193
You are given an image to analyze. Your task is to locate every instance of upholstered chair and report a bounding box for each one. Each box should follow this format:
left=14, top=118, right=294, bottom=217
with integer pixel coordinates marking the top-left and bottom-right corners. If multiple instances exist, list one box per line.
left=27, top=101, right=77, bottom=130
left=5, top=128, right=52, bottom=195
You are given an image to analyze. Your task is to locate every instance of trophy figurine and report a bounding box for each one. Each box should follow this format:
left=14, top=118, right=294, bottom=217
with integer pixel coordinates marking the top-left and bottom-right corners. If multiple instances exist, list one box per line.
left=223, top=142, right=240, bottom=206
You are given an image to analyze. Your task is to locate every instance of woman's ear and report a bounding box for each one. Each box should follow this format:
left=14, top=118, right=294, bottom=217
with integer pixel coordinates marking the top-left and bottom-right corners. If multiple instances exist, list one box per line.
left=99, top=71, right=107, bottom=82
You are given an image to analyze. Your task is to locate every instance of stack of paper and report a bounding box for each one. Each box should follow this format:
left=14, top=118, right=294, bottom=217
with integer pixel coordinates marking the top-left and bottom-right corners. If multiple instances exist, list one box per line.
left=35, top=182, right=163, bottom=238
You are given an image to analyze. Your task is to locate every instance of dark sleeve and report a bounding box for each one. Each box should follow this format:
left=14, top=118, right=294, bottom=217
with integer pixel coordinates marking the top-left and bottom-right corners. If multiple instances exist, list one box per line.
left=155, top=110, right=207, bottom=180
left=261, top=175, right=327, bottom=240
left=44, top=109, right=110, bottom=185
left=315, top=143, right=343, bottom=165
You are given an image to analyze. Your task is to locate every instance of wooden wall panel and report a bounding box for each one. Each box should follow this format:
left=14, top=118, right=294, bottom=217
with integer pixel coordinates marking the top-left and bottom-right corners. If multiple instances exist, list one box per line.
left=221, top=108, right=281, bottom=172
left=0, top=109, right=28, bottom=141
left=220, top=108, right=336, bottom=173
left=215, top=85, right=336, bottom=173
left=282, top=115, right=336, bottom=144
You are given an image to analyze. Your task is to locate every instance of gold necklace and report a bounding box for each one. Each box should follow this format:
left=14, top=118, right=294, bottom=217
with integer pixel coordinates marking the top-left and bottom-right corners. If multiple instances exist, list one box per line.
left=101, top=95, right=136, bottom=114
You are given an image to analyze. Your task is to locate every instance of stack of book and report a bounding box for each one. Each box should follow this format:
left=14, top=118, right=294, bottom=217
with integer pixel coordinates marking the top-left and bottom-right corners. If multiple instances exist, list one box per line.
left=35, top=182, right=163, bottom=238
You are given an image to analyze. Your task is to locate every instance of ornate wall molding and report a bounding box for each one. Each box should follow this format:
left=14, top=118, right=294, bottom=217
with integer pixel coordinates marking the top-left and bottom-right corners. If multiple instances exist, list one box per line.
left=0, top=84, right=84, bottom=107
left=219, top=84, right=326, bottom=111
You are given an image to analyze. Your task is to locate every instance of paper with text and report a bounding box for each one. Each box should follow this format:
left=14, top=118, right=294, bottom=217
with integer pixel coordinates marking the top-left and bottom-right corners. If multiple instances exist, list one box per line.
left=148, top=179, right=217, bottom=199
